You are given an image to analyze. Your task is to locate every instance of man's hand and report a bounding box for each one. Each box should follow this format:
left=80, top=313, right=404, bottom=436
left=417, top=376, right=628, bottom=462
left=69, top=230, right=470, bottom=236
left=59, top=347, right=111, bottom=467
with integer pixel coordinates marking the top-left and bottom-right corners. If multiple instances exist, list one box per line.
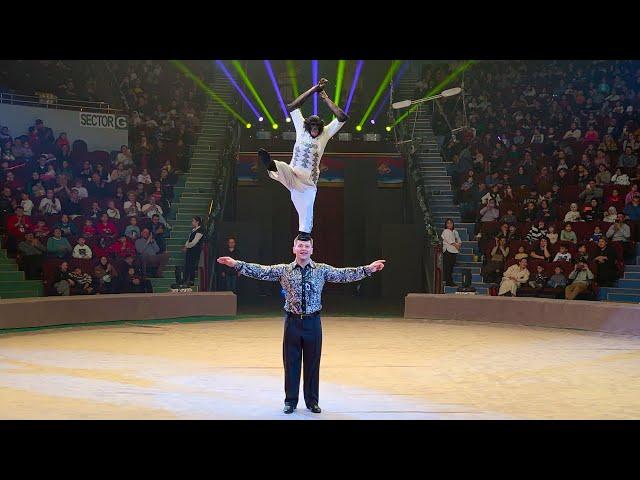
left=316, top=78, right=328, bottom=92
left=367, top=259, right=386, bottom=273
left=217, top=256, right=237, bottom=268
left=318, top=90, right=329, bottom=100
left=181, top=246, right=187, bottom=252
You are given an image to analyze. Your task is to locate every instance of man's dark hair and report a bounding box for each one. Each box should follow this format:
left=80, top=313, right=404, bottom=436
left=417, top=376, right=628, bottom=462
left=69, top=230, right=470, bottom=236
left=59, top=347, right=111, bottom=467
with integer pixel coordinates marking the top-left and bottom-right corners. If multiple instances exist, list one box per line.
left=294, top=233, right=313, bottom=245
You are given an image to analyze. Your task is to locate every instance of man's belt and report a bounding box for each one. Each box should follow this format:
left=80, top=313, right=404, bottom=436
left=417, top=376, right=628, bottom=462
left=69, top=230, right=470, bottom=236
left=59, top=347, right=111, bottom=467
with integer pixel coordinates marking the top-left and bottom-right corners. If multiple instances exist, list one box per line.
left=286, top=311, right=321, bottom=319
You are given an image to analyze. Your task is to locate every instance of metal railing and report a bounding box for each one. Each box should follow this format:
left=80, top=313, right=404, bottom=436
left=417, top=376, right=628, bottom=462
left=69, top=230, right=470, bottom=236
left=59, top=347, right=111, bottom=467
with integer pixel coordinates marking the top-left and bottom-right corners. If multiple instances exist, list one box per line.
left=204, top=120, right=240, bottom=291
left=0, top=92, right=121, bottom=113
left=395, top=108, right=442, bottom=294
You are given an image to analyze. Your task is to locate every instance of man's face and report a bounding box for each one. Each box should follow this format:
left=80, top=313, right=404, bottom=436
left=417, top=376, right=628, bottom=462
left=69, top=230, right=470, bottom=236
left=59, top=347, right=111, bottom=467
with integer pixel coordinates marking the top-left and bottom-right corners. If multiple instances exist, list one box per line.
left=141, top=229, right=149, bottom=239
left=292, top=239, right=313, bottom=260
left=228, top=238, right=236, bottom=249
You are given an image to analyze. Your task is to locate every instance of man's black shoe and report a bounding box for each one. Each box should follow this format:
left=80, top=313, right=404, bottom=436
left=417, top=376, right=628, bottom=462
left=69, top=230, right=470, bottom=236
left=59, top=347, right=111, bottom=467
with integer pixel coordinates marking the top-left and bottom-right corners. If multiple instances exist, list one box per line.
left=307, top=404, right=321, bottom=414
left=283, top=404, right=296, bottom=414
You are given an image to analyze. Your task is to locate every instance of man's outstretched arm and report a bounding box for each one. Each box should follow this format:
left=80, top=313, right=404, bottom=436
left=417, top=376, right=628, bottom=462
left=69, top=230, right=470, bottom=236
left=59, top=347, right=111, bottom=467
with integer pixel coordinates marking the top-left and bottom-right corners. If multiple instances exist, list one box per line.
left=319, top=90, right=348, bottom=122
left=323, top=260, right=386, bottom=283
left=287, top=78, right=327, bottom=112
left=217, top=257, right=284, bottom=282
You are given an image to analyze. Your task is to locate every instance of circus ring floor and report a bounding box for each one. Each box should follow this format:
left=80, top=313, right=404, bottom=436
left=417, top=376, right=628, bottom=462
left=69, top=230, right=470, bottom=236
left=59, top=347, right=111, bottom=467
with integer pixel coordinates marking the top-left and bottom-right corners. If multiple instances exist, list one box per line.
left=2, top=314, right=640, bottom=419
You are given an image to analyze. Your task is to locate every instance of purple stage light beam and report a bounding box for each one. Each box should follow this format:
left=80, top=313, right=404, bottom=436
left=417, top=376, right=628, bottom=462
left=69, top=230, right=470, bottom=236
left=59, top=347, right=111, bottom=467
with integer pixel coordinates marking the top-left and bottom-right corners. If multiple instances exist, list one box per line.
left=344, top=60, right=364, bottom=114
left=371, top=61, right=409, bottom=122
left=312, top=60, right=318, bottom=116
left=264, top=60, right=289, bottom=120
left=215, top=60, right=261, bottom=119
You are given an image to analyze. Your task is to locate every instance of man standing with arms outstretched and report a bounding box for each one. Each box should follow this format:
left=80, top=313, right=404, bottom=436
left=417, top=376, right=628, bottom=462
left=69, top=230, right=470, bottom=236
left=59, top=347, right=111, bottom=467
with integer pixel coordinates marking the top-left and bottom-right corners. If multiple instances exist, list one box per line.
left=258, top=78, right=348, bottom=240
left=218, top=234, right=385, bottom=414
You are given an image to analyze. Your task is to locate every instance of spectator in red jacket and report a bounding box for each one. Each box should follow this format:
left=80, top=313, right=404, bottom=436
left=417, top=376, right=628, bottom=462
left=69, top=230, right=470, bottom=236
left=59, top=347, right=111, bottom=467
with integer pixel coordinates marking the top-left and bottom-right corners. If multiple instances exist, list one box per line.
left=6, top=206, right=32, bottom=238
left=107, top=234, right=136, bottom=258
left=96, top=213, right=118, bottom=239
left=604, top=188, right=625, bottom=213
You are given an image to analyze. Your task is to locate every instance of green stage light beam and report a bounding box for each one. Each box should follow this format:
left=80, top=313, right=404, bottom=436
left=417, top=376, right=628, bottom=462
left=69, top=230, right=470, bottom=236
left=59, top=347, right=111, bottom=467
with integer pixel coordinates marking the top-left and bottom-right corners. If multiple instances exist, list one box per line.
left=231, top=60, right=276, bottom=127
left=390, top=60, right=475, bottom=128
left=170, top=60, right=248, bottom=125
left=286, top=60, right=300, bottom=98
left=333, top=60, right=346, bottom=119
left=357, top=60, right=402, bottom=129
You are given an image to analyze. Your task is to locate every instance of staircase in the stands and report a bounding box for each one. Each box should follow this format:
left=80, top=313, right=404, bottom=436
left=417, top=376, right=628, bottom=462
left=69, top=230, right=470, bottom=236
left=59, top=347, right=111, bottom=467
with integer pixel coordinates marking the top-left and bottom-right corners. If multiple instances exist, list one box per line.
left=598, top=244, right=640, bottom=303
left=149, top=68, right=232, bottom=292
left=404, top=100, right=488, bottom=294
left=0, top=248, right=43, bottom=298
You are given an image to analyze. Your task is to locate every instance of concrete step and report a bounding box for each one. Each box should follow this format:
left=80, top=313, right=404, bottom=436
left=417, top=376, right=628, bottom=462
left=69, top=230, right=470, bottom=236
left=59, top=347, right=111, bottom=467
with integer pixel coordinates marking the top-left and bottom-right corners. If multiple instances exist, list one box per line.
left=455, top=261, right=482, bottom=268
left=0, top=271, right=25, bottom=281
left=444, top=286, right=489, bottom=295
left=606, top=293, right=640, bottom=303
left=452, top=273, right=483, bottom=283
left=624, top=265, right=640, bottom=272
left=623, top=272, right=640, bottom=280
left=616, top=279, right=640, bottom=289
left=0, top=263, right=18, bottom=271
left=454, top=266, right=481, bottom=274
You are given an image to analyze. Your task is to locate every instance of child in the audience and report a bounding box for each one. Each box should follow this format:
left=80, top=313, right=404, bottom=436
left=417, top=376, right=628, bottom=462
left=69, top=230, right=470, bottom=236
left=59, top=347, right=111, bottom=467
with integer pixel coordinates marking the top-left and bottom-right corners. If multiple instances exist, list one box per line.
left=553, top=244, right=572, bottom=262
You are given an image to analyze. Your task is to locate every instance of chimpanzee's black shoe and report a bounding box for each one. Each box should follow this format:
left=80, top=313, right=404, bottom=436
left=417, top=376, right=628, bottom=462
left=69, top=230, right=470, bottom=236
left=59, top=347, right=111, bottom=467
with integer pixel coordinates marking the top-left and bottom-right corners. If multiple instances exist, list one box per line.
left=258, top=148, right=277, bottom=172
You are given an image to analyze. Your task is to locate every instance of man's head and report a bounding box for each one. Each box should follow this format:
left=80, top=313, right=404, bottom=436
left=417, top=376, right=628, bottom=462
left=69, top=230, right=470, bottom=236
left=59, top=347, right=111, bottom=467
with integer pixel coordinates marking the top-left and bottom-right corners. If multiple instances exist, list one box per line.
left=24, top=232, right=34, bottom=242
left=78, top=237, right=86, bottom=245
left=53, top=228, right=62, bottom=238
left=304, top=115, right=324, bottom=138
left=141, top=228, right=150, bottom=239
left=227, top=237, right=236, bottom=249
left=554, top=266, right=563, bottom=275
left=292, top=235, right=313, bottom=261
left=151, top=214, right=160, bottom=224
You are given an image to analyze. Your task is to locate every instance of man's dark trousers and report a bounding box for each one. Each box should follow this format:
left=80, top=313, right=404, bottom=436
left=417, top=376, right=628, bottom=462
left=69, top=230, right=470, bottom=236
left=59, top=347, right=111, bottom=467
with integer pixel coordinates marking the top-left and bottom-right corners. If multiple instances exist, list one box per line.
left=283, top=311, right=322, bottom=408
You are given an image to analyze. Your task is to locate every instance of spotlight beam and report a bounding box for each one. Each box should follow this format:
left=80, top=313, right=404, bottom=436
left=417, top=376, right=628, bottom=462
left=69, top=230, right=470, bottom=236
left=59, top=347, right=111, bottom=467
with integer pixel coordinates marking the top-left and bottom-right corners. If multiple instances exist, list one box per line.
left=312, top=60, right=318, bottom=116
left=264, top=60, right=289, bottom=120
left=344, top=60, right=364, bottom=114
left=358, top=60, right=402, bottom=129
left=215, top=60, right=261, bottom=119
left=231, top=60, right=276, bottom=126
left=286, top=60, right=300, bottom=98
left=371, top=61, right=409, bottom=123
left=170, top=60, right=248, bottom=125
left=333, top=60, right=346, bottom=120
